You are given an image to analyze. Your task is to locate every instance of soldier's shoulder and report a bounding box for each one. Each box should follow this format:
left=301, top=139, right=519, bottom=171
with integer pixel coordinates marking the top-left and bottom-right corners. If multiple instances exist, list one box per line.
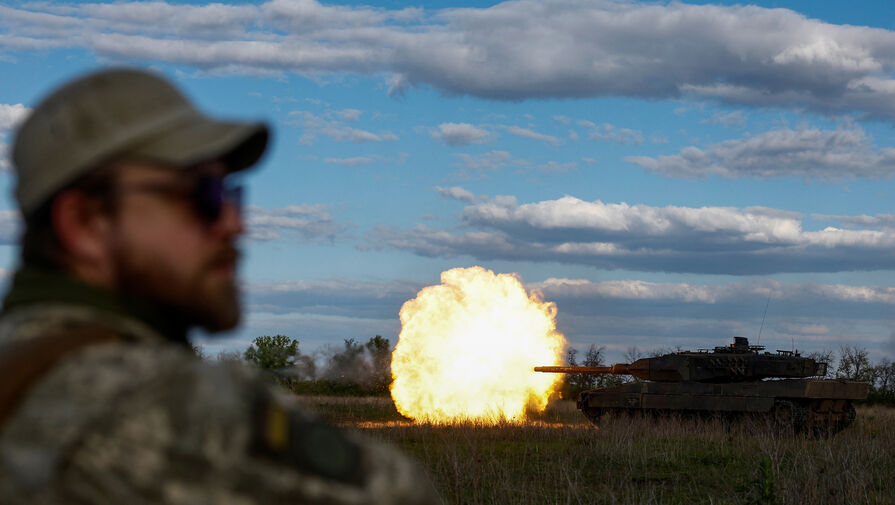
left=1, top=335, right=222, bottom=442
left=0, top=321, right=441, bottom=504
left=0, top=302, right=162, bottom=346
left=0, top=329, right=252, bottom=501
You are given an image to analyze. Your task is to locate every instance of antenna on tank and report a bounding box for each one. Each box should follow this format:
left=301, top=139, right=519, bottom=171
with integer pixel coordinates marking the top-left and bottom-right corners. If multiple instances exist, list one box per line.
left=756, top=293, right=771, bottom=346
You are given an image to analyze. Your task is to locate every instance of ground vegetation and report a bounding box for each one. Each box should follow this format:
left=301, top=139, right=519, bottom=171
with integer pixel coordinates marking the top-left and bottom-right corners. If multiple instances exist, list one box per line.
left=302, top=397, right=895, bottom=505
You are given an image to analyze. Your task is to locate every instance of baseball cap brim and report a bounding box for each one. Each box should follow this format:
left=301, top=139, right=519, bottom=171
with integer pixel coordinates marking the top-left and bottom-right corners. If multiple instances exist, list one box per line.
left=128, top=113, right=269, bottom=174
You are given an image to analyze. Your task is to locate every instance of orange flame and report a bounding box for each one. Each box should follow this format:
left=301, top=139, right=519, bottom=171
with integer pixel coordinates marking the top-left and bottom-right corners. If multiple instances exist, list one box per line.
left=390, top=266, right=566, bottom=424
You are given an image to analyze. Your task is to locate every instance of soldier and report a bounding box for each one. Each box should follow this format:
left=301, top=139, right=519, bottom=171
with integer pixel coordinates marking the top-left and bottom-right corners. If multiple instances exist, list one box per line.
left=0, top=68, right=440, bottom=504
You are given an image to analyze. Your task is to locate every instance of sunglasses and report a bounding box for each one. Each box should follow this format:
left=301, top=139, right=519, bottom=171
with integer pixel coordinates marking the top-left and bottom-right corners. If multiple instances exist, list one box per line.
left=112, top=173, right=243, bottom=224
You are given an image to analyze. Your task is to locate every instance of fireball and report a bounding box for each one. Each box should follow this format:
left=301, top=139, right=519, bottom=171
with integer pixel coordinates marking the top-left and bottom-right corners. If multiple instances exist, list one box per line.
left=390, top=266, right=566, bottom=424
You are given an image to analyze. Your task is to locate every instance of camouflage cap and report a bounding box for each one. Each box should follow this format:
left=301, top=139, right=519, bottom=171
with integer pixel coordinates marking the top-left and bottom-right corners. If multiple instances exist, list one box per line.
left=11, top=67, right=269, bottom=215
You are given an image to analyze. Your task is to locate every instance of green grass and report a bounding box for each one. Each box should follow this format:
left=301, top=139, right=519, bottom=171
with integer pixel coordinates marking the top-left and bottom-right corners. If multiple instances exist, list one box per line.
left=299, top=397, right=895, bottom=505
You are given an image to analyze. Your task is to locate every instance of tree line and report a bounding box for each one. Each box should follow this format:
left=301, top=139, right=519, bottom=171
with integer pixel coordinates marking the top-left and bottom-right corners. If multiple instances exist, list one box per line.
left=203, top=334, right=394, bottom=396
left=198, top=336, right=895, bottom=405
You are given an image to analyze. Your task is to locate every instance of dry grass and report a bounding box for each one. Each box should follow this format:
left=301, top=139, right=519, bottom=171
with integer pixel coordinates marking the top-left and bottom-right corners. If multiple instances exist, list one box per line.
left=302, top=397, right=895, bottom=505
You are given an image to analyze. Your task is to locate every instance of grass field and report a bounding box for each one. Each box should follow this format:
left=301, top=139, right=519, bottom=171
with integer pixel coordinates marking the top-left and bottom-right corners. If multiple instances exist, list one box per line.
left=298, top=396, right=895, bottom=505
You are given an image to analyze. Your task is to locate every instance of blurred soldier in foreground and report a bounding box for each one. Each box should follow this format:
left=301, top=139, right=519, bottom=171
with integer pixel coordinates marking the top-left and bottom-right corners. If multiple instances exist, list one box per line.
left=0, top=68, right=439, bottom=504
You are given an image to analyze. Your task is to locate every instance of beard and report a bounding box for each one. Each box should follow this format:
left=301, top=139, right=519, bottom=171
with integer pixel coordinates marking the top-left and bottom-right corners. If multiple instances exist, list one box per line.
left=111, top=239, right=242, bottom=333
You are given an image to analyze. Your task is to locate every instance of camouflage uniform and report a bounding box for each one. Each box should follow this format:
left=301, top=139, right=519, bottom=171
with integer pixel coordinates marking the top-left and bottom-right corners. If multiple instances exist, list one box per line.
left=0, top=267, right=440, bottom=504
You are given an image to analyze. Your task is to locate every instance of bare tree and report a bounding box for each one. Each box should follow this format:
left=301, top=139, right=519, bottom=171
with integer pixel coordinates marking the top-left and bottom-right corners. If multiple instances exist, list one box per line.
left=621, top=346, right=644, bottom=383
left=806, top=348, right=835, bottom=378
left=563, top=345, right=611, bottom=397
left=872, top=358, right=895, bottom=392
left=623, top=346, right=643, bottom=363
left=836, top=346, right=873, bottom=382
left=565, top=347, right=589, bottom=392
left=649, top=345, right=684, bottom=357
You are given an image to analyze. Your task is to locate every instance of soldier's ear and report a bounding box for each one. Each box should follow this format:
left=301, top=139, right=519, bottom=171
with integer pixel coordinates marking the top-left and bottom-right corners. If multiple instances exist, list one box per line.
left=51, top=190, right=114, bottom=275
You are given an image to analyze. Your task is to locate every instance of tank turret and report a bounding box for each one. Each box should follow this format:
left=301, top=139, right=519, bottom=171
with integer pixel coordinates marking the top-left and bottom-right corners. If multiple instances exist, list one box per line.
left=535, top=336, right=827, bottom=383
left=535, top=337, right=867, bottom=436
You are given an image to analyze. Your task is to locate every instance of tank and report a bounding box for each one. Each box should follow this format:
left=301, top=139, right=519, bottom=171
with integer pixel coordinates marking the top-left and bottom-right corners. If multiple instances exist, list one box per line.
left=535, top=337, right=869, bottom=435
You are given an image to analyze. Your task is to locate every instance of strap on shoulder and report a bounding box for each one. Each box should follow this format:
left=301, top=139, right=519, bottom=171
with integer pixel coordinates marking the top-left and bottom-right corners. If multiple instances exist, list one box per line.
left=0, top=324, right=122, bottom=430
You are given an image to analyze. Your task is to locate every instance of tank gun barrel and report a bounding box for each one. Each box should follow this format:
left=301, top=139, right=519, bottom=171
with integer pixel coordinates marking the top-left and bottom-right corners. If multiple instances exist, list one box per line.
left=534, top=364, right=632, bottom=375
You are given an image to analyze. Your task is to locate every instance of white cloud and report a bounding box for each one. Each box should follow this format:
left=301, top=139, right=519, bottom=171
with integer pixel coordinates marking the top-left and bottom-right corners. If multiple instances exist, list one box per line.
left=249, top=277, right=406, bottom=295
left=451, top=150, right=525, bottom=176
left=578, top=121, right=643, bottom=145
left=0, top=104, right=29, bottom=173
left=261, top=0, right=419, bottom=32
left=87, top=2, right=258, bottom=35
left=247, top=204, right=347, bottom=242
left=232, top=276, right=417, bottom=349
left=703, top=110, right=746, bottom=127
left=503, top=125, right=561, bottom=146
left=0, top=142, right=9, bottom=172
left=532, top=278, right=895, bottom=306
left=537, top=161, right=577, bottom=173
left=431, top=122, right=491, bottom=146
left=812, top=213, right=895, bottom=229
left=7, top=2, right=895, bottom=118
left=434, top=185, right=476, bottom=203
left=530, top=277, right=895, bottom=356
left=626, top=126, right=895, bottom=180
left=0, top=103, right=30, bottom=132
left=534, top=278, right=724, bottom=304
left=334, top=128, right=397, bottom=143
left=0, top=210, right=21, bottom=243
left=289, top=110, right=397, bottom=145
left=461, top=197, right=805, bottom=241
left=322, top=156, right=378, bottom=166
left=246, top=275, right=895, bottom=322
left=369, top=195, right=895, bottom=274
left=333, top=108, right=363, bottom=121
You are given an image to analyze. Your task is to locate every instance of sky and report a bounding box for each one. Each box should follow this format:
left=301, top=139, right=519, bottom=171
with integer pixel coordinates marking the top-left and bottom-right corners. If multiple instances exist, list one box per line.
left=1, top=0, right=895, bottom=362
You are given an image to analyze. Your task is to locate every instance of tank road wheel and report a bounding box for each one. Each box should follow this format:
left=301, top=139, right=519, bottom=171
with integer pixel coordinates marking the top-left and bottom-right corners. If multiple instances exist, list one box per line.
left=805, top=400, right=858, bottom=437
left=840, top=403, right=857, bottom=431
left=827, top=402, right=857, bottom=436
left=772, top=400, right=806, bottom=435
left=580, top=407, right=604, bottom=426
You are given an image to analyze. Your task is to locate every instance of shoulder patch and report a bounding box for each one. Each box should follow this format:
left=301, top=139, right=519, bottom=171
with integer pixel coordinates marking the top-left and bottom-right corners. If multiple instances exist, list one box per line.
left=251, top=390, right=364, bottom=486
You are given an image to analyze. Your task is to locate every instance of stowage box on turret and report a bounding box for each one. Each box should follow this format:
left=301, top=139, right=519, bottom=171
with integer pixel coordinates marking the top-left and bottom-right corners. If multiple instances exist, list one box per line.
left=535, top=337, right=868, bottom=435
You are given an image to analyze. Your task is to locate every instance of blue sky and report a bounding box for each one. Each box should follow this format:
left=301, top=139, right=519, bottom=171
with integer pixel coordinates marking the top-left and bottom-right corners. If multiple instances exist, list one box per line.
left=2, top=0, right=895, bottom=362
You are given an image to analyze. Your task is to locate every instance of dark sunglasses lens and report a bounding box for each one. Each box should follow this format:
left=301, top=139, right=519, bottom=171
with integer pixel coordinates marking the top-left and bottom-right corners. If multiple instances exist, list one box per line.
left=194, top=176, right=243, bottom=223
left=194, top=176, right=224, bottom=222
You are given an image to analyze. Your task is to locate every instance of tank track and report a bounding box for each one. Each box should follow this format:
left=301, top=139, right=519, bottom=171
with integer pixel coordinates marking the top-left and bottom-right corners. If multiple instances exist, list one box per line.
left=579, top=399, right=857, bottom=437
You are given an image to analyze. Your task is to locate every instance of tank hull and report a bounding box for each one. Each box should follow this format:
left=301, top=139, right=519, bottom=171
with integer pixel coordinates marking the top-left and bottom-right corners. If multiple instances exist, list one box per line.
left=577, top=379, right=868, bottom=435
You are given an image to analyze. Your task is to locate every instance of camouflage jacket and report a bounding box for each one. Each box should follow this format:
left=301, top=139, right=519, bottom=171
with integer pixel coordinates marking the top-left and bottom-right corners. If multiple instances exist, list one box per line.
left=0, top=268, right=439, bottom=505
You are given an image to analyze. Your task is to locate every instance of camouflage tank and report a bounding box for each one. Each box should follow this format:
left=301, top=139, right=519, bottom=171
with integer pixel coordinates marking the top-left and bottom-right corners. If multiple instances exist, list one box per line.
left=535, top=337, right=868, bottom=435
